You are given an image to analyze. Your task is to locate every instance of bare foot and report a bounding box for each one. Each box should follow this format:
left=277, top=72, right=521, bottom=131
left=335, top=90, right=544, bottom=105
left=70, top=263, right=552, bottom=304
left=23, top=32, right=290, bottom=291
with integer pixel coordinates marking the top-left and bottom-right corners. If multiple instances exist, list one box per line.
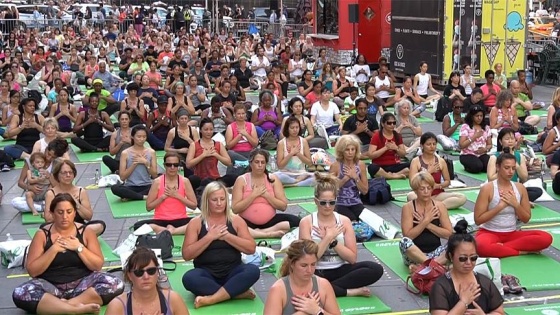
left=268, top=230, right=286, bottom=238
left=76, top=303, right=101, bottom=314
left=234, top=289, right=256, bottom=300
left=408, top=264, right=419, bottom=274
left=194, top=296, right=209, bottom=309
left=31, top=211, right=40, bottom=216
left=167, top=225, right=176, bottom=234
left=347, top=287, right=371, bottom=297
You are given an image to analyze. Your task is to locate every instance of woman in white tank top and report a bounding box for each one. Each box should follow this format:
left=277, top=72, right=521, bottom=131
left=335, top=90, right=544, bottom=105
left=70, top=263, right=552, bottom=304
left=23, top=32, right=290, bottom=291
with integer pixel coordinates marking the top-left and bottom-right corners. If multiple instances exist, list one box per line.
left=474, top=153, right=552, bottom=258
left=298, top=172, right=383, bottom=297
left=413, top=62, right=440, bottom=98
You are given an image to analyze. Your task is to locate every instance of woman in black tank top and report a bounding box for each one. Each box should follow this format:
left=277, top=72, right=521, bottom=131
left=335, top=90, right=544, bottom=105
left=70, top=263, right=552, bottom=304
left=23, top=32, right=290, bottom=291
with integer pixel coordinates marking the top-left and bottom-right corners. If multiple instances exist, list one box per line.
left=71, top=95, right=115, bottom=152
left=120, top=83, right=146, bottom=127
left=399, top=171, right=453, bottom=267
left=4, top=97, right=44, bottom=160
left=165, top=109, right=199, bottom=176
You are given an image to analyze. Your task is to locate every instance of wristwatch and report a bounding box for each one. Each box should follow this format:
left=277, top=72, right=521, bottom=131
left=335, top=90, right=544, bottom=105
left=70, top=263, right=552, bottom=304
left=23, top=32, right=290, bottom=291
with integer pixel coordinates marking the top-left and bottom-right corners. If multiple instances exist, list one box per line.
left=77, top=245, right=84, bottom=253
left=329, top=239, right=338, bottom=249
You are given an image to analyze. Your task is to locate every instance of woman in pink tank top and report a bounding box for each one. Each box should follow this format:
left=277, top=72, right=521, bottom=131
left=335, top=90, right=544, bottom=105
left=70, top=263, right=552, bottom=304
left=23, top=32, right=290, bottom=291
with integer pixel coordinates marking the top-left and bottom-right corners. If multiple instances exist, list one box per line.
left=231, top=149, right=300, bottom=238
left=225, top=103, right=259, bottom=159
left=137, top=152, right=198, bottom=234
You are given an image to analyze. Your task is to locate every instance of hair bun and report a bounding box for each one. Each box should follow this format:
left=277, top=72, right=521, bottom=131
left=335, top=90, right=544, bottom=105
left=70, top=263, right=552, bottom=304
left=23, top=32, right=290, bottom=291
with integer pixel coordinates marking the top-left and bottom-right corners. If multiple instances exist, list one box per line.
left=453, top=219, right=469, bottom=234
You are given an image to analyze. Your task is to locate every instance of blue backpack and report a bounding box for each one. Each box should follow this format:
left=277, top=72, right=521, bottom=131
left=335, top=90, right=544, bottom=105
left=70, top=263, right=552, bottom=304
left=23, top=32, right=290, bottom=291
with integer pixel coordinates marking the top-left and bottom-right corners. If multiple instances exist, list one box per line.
left=367, top=177, right=393, bottom=205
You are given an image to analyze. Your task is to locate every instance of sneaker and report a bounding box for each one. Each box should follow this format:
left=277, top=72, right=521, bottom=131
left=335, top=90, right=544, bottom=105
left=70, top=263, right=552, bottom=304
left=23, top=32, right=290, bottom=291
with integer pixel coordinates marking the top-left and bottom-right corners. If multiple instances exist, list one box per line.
left=502, top=274, right=523, bottom=294
left=501, top=275, right=510, bottom=294
left=1, top=164, right=10, bottom=172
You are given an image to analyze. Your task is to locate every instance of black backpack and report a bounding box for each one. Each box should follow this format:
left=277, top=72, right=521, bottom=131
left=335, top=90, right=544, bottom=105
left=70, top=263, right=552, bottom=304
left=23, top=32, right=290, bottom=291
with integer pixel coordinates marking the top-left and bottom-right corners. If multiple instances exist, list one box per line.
left=435, top=97, right=452, bottom=122
left=365, top=177, right=393, bottom=205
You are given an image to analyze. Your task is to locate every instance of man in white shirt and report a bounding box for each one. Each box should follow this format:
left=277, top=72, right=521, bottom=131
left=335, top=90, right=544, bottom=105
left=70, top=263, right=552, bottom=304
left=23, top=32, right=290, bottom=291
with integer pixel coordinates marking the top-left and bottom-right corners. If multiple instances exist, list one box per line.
left=250, top=47, right=270, bottom=80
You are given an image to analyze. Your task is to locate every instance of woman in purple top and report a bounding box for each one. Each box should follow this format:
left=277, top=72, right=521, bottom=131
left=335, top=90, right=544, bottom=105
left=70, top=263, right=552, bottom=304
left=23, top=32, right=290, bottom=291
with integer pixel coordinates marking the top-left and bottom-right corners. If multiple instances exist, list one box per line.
left=48, top=88, right=77, bottom=133
left=329, top=135, right=369, bottom=221
left=251, top=90, right=283, bottom=137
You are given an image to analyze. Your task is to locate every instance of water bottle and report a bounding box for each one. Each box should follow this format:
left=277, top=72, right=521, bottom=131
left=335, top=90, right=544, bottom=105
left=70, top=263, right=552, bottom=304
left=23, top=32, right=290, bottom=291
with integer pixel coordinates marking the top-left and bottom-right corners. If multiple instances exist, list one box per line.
left=269, top=154, right=277, bottom=172
left=6, top=233, right=13, bottom=241
left=94, top=169, right=100, bottom=185
left=541, top=159, right=547, bottom=191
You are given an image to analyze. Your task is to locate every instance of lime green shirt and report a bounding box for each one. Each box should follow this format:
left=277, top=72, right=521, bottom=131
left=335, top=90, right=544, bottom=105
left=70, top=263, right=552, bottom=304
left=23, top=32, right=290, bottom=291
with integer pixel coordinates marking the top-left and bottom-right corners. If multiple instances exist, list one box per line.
left=514, top=93, right=530, bottom=118
left=85, top=89, right=112, bottom=110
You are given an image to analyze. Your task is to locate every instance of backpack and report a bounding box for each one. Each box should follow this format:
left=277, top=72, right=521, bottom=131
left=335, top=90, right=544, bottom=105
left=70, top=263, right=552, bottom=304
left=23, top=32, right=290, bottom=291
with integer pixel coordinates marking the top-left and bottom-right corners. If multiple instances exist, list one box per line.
left=258, top=130, right=278, bottom=150
left=439, top=153, right=455, bottom=180
left=406, top=259, right=447, bottom=295
left=366, top=177, right=393, bottom=205
left=435, top=97, right=452, bottom=122
left=518, top=121, right=538, bottom=135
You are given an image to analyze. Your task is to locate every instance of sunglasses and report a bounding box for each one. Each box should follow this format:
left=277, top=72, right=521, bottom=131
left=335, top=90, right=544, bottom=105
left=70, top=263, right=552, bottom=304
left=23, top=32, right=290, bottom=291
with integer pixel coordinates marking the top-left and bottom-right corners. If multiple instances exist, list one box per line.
left=385, top=121, right=397, bottom=125
left=164, top=163, right=180, bottom=168
left=458, top=255, right=479, bottom=263
left=454, top=106, right=464, bottom=109
left=316, top=199, right=336, bottom=206
left=132, top=267, right=158, bottom=277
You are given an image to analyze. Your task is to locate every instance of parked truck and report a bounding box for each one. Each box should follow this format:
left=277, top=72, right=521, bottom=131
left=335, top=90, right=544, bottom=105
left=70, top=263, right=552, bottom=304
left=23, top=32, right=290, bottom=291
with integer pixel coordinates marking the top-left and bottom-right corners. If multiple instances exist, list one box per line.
left=390, top=0, right=528, bottom=85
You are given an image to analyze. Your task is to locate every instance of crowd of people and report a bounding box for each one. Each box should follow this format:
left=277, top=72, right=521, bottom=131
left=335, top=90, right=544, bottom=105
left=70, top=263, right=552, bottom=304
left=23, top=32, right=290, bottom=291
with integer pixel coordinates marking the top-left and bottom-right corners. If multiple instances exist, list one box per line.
left=0, top=6, right=557, bottom=314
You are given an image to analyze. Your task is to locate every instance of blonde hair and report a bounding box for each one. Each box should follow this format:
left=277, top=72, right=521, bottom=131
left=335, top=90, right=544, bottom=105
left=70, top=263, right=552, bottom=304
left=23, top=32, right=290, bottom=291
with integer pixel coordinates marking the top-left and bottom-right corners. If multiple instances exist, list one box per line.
left=552, top=87, right=560, bottom=107
left=334, top=134, right=361, bottom=163
left=314, top=172, right=339, bottom=198
left=410, top=171, right=436, bottom=191
left=43, top=117, right=59, bottom=130
left=279, top=239, right=318, bottom=277
left=200, top=181, right=233, bottom=222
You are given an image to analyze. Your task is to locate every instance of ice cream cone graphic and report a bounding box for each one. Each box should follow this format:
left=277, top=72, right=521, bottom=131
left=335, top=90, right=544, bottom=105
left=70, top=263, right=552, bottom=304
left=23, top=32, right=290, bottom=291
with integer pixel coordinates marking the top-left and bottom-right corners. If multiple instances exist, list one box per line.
left=505, top=39, right=521, bottom=67
left=482, top=41, right=500, bottom=68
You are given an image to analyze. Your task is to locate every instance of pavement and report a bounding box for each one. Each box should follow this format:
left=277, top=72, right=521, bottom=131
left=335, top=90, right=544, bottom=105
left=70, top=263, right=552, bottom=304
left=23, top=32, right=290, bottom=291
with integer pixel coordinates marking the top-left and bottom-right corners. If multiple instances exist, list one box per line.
left=1, top=84, right=560, bottom=314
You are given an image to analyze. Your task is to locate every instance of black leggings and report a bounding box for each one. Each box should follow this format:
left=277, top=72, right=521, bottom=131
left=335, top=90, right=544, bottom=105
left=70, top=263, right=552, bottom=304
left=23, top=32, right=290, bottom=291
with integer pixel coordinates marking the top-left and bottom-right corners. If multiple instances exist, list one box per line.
left=336, top=204, right=364, bottom=222
left=133, top=218, right=191, bottom=231
left=71, top=137, right=111, bottom=152
left=102, top=156, right=119, bottom=174
left=243, top=213, right=300, bottom=229
left=110, top=184, right=151, bottom=200
left=188, top=175, right=237, bottom=191
left=526, top=187, right=543, bottom=203
left=553, top=172, right=560, bottom=195
left=367, top=162, right=410, bottom=178
left=315, top=262, right=384, bottom=297
left=459, top=154, right=490, bottom=174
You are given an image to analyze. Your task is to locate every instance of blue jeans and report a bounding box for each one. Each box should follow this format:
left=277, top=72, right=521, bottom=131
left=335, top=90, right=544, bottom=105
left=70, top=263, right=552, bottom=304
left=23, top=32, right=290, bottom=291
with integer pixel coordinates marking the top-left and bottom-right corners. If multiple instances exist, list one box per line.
left=0, top=127, right=5, bottom=136
left=147, top=132, right=165, bottom=151
left=4, top=144, right=30, bottom=159
left=182, top=263, right=259, bottom=298
left=255, top=126, right=281, bottom=138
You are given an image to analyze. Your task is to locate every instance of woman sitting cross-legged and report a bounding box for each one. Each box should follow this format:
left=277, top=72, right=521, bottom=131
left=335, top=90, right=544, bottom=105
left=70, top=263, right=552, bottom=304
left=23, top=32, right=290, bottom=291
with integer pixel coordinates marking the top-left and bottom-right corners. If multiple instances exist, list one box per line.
left=181, top=181, right=260, bottom=308
left=367, top=112, right=410, bottom=179
left=164, top=108, right=199, bottom=177
left=263, top=239, right=341, bottom=315
left=44, top=160, right=106, bottom=236
left=459, top=105, right=493, bottom=174
left=400, top=171, right=453, bottom=270
left=252, top=90, right=283, bottom=137
left=395, top=99, right=422, bottom=160
left=225, top=103, right=259, bottom=162
left=474, top=152, right=552, bottom=258
left=186, top=118, right=236, bottom=191
left=273, top=116, right=315, bottom=187
left=437, top=98, right=465, bottom=152
left=12, top=193, right=124, bottom=314
left=106, top=247, right=189, bottom=314
left=133, top=152, right=198, bottom=235
left=232, top=149, right=300, bottom=238
left=408, top=132, right=467, bottom=210
left=102, top=111, right=133, bottom=174
left=71, top=93, right=114, bottom=152
left=299, top=172, right=384, bottom=297
left=488, top=128, right=543, bottom=202
left=429, top=220, right=505, bottom=315
left=111, top=125, right=158, bottom=201
left=329, top=135, right=369, bottom=222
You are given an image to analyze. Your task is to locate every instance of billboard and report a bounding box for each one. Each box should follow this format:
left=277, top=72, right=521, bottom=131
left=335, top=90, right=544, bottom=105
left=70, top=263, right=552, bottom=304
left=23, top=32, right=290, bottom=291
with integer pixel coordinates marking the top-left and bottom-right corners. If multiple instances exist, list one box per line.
left=390, top=0, right=444, bottom=76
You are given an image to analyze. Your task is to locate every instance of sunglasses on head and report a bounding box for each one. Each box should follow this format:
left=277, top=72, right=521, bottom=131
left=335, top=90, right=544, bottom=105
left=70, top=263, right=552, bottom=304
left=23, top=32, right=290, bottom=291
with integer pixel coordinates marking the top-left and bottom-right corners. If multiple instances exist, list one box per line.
left=458, top=255, right=479, bottom=263
left=385, top=121, right=397, bottom=125
left=164, top=162, right=180, bottom=168
left=132, top=266, right=158, bottom=277
left=316, top=199, right=336, bottom=206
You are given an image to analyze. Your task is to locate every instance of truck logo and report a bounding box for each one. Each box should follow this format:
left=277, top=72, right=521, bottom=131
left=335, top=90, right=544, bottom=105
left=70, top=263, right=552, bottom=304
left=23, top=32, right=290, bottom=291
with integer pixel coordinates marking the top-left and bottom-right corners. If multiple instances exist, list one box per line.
left=396, top=44, right=404, bottom=59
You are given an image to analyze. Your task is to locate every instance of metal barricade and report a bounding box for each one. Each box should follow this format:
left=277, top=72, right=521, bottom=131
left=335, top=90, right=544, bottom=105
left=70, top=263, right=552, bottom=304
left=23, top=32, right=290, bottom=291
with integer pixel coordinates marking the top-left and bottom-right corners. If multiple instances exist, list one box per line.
left=219, top=20, right=269, bottom=38
left=268, top=23, right=313, bottom=39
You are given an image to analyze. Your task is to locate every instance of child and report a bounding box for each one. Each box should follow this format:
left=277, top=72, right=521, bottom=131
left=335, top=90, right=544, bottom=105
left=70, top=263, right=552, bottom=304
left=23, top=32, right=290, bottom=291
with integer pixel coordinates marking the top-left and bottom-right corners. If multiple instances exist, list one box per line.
left=344, top=87, right=359, bottom=115
left=25, top=152, right=50, bottom=216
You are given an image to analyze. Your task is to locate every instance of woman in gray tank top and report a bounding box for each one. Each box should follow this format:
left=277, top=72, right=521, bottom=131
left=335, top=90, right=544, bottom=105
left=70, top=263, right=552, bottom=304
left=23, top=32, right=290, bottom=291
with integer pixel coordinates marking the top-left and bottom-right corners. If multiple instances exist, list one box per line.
left=263, top=239, right=340, bottom=315
left=103, top=112, right=133, bottom=174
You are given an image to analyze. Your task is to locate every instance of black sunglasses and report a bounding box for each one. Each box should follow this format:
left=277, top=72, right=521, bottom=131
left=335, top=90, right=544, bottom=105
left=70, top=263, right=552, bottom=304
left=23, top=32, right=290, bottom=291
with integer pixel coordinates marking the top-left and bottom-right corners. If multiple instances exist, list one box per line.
left=132, top=267, right=158, bottom=277
left=385, top=121, right=397, bottom=125
left=164, top=163, right=180, bottom=168
left=458, top=255, right=479, bottom=263
left=316, top=199, right=336, bottom=206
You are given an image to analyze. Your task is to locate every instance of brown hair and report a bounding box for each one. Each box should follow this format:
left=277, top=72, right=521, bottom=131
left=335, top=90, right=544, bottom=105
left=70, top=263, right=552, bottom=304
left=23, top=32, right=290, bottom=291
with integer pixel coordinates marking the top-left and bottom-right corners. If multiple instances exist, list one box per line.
left=314, top=172, right=339, bottom=198
left=279, top=239, right=319, bottom=277
left=124, top=247, right=159, bottom=284
left=52, top=159, right=77, bottom=179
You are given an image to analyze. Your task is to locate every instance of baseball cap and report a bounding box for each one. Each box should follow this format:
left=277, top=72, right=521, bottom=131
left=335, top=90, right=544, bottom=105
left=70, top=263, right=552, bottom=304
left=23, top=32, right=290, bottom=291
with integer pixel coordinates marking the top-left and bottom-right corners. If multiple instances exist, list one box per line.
left=157, top=96, right=168, bottom=104
left=93, top=79, right=103, bottom=85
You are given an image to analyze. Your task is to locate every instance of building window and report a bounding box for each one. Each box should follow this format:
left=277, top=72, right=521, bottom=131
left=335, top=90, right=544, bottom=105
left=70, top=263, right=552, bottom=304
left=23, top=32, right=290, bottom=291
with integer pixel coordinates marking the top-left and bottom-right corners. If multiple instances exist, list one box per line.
left=317, top=0, right=338, bottom=34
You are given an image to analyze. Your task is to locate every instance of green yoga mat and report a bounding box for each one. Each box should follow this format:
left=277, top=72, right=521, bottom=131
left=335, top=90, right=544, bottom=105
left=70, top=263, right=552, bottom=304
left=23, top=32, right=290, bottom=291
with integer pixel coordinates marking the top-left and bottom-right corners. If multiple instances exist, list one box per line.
left=0, top=139, right=16, bottom=148
left=21, top=212, right=45, bottom=225
left=506, top=303, right=560, bottom=315
left=501, top=254, right=560, bottom=291
left=531, top=109, right=549, bottom=118
left=168, top=261, right=265, bottom=315
left=285, top=186, right=315, bottom=201
left=363, top=240, right=410, bottom=283
left=387, top=178, right=411, bottom=192
left=105, top=190, right=152, bottom=218
left=300, top=202, right=316, bottom=214
left=416, top=116, right=434, bottom=123
left=255, top=237, right=282, bottom=246
left=337, top=296, right=391, bottom=315
left=69, top=144, right=107, bottom=162
left=543, top=227, right=560, bottom=251
left=172, top=235, right=184, bottom=257
left=524, top=134, right=538, bottom=142
left=453, top=161, right=488, bottom=181
left=26, top=228, right=120, bottom=262
left=463, top=190, right=560, bottom=223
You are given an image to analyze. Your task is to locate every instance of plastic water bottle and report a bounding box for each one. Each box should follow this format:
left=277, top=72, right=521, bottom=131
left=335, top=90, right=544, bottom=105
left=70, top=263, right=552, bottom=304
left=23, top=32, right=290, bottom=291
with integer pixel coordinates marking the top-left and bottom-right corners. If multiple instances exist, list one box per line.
left=94, top=169, right=100, bottom=185
left=541, top=159, right=547, bottom=191
left=269, top=154, right=277, bottom=172
left=6, top=233, right=13, bottom=241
